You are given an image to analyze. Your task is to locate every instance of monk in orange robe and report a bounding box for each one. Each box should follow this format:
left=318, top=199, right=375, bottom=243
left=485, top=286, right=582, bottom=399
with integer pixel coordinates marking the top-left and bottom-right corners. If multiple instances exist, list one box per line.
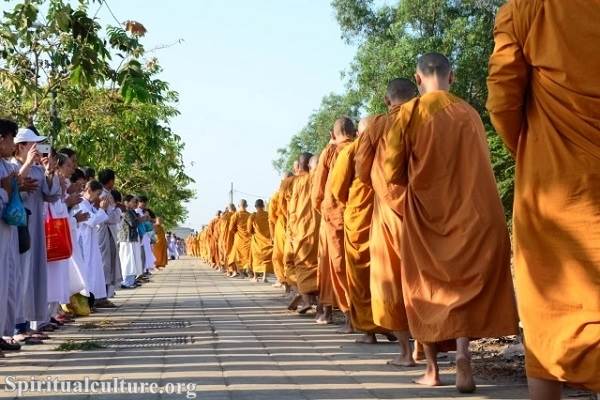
left=153, top=217, right=168, bottom=269
left=353, top=79, right=419, bottom=363
left=214, top=210, right=227, bottom=270
left=384, top=53, right=519, bottom=393
left=227, top=200, right=251, bottom=277
left=487, top=2, right=600, bottom=398
left=279, top=162, right=299, bottom=291
left=269, top=175, right=290, bottom=288
left=288, top=152, right=321, bottom=314
left=284, top=162, right=300, bottom=290
left=209, top=211, right=222, bottom=268
left=330, top=117, right=398, bottom=344
left=315, top=118, right=356, bottom=331
left=248, top=199, right=273, bottom=283
left=312, top=142, right=337, bottom=324
left=220, top=204, right=236, bottom=275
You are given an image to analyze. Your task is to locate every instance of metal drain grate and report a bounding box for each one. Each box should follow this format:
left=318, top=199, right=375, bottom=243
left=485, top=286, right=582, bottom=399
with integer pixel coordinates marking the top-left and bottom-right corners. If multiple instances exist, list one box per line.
left=97, top=336, right=194, bottom=348
left=80, top=320, right=192, bottom=331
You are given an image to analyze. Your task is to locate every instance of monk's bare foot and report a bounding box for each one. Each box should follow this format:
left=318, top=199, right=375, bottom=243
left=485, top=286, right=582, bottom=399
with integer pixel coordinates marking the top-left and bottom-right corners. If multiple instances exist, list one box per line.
left=387, top=355, right=417, bottom=368
left=336, top=324, right=354, bottom=334
left=413, top=350, right=426, bottom=361
left=413, top=372, right=442, bottom=386
left=315, top=314, right=332, bottom=325
left=287, top=294, right=302, bottom=311
left=297, top=304, right=312, bottom=315
left=385, top=334, right=398, bottom=342
left=455, top=357, right=476, bottom=393
left=355, top=333, right=377, bottom=344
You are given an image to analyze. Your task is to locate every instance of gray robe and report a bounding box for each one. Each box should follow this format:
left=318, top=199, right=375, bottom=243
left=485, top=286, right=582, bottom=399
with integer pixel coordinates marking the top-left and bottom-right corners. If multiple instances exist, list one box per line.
left=11, top=160, right=61, bottom=323
left=0, top=159, right=20, bottom=336
left=98, top=188, right=122, bottom=291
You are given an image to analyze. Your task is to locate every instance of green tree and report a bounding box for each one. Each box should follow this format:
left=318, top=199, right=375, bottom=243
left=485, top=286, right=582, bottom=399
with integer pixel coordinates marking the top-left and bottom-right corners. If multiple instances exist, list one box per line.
left=273, top=92, right=361, bottom=173
left=330, top=0, right=514, bottom=219
left=0, top=0, right=194, bottom=227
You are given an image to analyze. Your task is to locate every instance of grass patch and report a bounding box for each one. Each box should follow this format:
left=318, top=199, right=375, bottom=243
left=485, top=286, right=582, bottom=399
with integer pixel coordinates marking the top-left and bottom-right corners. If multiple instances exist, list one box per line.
left=79, top=319, right=114, bottom=330
left=55, top=340, right=105, bottom=351
left=79, top=323, right=99, bottom=330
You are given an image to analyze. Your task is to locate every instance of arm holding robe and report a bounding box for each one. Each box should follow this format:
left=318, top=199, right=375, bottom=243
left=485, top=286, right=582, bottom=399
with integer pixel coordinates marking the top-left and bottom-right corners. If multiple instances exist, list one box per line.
left=486, top=2, right=530, bottom=156
left=311, top=143, right=336, bottom=212
left=329, top=146, right=354, bottom=206
left=383, top=99, right=419, bottom=186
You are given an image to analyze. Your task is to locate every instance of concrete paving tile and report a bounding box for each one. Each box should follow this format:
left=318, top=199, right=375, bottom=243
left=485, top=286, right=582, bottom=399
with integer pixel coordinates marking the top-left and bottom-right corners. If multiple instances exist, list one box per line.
left=0, top=259, right=532, bottom=400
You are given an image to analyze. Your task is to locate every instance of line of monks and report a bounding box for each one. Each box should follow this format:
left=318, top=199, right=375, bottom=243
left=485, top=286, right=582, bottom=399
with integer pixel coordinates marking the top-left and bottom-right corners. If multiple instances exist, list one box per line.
left=189, top=4, right=600, bottom=397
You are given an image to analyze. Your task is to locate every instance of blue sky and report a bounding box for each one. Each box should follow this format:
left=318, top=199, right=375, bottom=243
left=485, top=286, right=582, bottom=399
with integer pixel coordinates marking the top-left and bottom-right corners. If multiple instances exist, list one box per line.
left=98, top=0, right=357, bottom=229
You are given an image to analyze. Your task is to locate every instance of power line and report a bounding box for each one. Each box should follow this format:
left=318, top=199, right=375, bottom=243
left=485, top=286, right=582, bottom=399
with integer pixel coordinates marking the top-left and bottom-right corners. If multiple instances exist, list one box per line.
left=102, top=0, right=122, bottom=26
left=233, top=190, right=266, bottom=199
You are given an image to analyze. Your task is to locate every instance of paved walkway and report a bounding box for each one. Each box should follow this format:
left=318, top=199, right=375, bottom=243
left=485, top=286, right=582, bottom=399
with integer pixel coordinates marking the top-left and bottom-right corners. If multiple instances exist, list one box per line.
left=0, top=258, right=533, bottom=400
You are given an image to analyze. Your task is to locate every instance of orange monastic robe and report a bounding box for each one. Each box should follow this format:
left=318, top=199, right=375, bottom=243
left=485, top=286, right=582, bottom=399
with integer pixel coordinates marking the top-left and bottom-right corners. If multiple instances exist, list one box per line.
left=269, top=191, right=286, bottom=283
left=487, top=0, right=600, bottom=390
left=209, top=218, right=220, bottom=266
left=227, top=210, right=251, bottom=272
left=290, top=170, right=320, bottom=295
left=330, top=141, right=377, bottom=332
left=248, top=210, right=273, bottom=274
left=354, top=106, right=409, bottom=332
left=384, top=92, right=519, bottom=344
left=279, top=176, right=298, bottom=286
left=219, top=211, right=234, bottom=267
left=153, top=223, right=168, bottom=268
left=312, top=144, right=337, bottom=306
left=320, top=138, right=353, bottom=313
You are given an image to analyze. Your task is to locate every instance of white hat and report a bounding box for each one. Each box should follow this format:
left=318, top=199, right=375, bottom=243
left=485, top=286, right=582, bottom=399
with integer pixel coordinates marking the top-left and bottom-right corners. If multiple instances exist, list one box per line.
left=15, top=128, right=47, bottom=144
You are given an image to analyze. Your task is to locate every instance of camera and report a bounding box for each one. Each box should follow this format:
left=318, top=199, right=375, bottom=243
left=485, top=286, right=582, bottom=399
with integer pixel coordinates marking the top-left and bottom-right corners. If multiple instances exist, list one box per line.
left=37, top=143, right=51, bottom=156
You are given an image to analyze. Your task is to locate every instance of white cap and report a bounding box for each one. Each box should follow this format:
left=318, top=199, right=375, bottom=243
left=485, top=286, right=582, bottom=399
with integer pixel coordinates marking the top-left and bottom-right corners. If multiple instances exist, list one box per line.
left=15, top=128, right=46, bottom=144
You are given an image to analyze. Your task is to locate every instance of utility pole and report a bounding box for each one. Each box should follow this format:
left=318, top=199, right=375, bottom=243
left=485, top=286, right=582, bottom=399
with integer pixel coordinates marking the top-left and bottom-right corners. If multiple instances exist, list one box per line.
left=229, top=182, right=234, bottom=205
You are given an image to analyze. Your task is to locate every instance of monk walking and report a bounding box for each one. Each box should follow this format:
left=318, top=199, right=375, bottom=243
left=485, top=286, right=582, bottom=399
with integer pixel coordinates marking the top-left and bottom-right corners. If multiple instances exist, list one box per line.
left=289, top=153, right=320, bottom=314
left=354, top=79, right=419, bottom=363
left=247, top=199, right=273, bottom=283
left=312, top=143, right=337, bottom=324
left=227, top=200, right=251, bottom=278
left=152, top=216, right=168, bottom=269
left=330, top=117, right=396, bottom=344
left=270, top=173, right=292, bottom=288
left=221, top=204, right=236, bottom=276
left=487, top=2, right=600, bottom=398
left=384, top=53, right=519, bottom=393
left=316, top=118, right=356, bottom=332
left=282, top=162, right=300, bottom=292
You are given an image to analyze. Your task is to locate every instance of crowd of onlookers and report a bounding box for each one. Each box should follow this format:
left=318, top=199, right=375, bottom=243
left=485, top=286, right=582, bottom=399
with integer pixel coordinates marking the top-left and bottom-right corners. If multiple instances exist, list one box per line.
left=0, top=118, right=177, bottom=357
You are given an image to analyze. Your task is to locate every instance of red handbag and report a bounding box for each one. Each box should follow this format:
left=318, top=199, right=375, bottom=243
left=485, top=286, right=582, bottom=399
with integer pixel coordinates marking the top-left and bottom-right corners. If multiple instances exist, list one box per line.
left=45, top=204, right=73, bottom=262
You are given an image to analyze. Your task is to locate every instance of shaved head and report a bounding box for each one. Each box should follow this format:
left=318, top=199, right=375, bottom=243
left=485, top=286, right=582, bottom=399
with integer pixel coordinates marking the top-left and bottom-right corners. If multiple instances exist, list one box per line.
left=417, top=52, right=451, bottom=77
left=309, top=155, right=319, bottom=171
left=386, top=78, right=418, bottom=103
left=415, top=52, right=453, bottom=94
left=298, top=152, right=312, bottom=172
left=333, top=117, right=357, bottom=142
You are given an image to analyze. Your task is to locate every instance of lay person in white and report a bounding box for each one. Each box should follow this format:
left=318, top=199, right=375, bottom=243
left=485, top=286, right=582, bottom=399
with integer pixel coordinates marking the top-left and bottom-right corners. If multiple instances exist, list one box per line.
left=11, top=127, right=61, bottom=345
left=73, top=180, right=109, bottom=309
left=96, top=169, right=122, bottom=308
left=135, top=196, right=156, bottom=275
